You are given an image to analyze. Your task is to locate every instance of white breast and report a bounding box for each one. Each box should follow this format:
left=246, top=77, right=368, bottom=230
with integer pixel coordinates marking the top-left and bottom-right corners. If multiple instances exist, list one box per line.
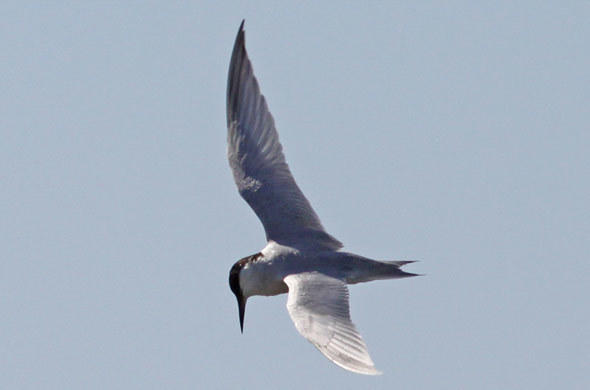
left=240, top=242, right=298, bottom=297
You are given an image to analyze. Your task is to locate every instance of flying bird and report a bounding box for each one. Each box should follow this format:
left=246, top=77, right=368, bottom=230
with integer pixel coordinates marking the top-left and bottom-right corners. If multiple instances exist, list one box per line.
left=226, top=21, right=417, bottom=375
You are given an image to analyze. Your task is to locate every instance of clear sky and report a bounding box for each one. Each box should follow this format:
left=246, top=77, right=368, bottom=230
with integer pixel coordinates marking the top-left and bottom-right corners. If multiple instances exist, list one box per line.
left=2, top=2, right=589, bottom=389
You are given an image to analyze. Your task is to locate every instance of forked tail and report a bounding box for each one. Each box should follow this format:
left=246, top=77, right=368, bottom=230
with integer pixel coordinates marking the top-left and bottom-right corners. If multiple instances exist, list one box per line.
left=381, top=260, right=420, bottom=278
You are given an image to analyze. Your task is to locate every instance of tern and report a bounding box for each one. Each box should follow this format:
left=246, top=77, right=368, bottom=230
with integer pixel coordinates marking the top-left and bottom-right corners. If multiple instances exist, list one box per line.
left=226, top=21, right=417, bottom=375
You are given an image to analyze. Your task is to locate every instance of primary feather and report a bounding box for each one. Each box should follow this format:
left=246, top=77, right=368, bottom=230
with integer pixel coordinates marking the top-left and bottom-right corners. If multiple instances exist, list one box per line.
left=226, top=21, right=342, bottom=251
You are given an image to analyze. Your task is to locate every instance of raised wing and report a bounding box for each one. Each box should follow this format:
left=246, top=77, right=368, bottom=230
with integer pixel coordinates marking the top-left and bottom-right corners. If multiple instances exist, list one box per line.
left=284, top=273, right=381, bottom=375
left=226, top=21, right=342, bottom=251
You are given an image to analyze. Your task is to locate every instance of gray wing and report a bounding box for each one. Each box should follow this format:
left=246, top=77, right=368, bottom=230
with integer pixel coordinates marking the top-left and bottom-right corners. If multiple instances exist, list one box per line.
left=226, top=21, right=342, bottom=251
left=284, top=273, right=381, bottom=375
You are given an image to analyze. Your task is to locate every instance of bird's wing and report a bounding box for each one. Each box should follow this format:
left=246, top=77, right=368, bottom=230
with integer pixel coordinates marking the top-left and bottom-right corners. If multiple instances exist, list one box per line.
left=226, top=21, right=342, bottom=251
left=284, top=272, right=381, bottom=375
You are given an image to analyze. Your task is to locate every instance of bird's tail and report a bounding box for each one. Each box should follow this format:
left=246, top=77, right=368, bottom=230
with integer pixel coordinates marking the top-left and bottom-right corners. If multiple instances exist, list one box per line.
left=385, top=260, right=417, bottom=267
left=380, top=260, right=421, bottom=278
left=324, top=253, right=420, bottom=284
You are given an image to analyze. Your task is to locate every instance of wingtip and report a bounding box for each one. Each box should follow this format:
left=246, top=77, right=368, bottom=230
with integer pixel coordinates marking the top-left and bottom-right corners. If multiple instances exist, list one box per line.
left=357, top=366, right=383, bottom=376
left=233, top=20, right=246, bottom=53
left=332, top=361, right=382, bottom=376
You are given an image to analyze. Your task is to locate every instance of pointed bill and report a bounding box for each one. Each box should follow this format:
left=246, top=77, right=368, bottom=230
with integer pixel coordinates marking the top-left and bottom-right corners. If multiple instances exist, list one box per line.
left=238, top=295, right=246, bottom=333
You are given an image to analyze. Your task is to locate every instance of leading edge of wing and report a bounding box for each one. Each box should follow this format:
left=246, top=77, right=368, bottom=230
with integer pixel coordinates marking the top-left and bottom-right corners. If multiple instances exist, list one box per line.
left=226, top=21, right=342, bottom=251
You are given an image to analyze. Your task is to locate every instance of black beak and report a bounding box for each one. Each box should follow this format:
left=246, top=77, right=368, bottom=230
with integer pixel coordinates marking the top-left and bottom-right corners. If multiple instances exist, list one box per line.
left=237, top=295, right=246, bottom=333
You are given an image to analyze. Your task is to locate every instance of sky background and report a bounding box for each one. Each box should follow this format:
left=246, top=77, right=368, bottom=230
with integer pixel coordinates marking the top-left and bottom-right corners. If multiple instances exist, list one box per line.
left=2, top=2, right=589, bottom=389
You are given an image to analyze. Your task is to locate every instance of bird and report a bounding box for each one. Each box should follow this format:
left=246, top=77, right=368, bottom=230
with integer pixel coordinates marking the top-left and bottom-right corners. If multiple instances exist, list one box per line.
left=226, top=21, right=417, bottom=375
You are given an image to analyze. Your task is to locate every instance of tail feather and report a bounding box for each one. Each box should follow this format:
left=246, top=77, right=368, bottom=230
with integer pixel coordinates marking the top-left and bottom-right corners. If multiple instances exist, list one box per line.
left=382, top=260, right=421, bottom=278
left=329, top=253, right=421, bottom=284
left=385, top=260, right=418, bottom=267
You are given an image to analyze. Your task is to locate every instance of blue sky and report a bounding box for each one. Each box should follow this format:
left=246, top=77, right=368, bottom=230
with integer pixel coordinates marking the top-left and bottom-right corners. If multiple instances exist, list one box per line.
left=2, top=2, right=589, bottom=389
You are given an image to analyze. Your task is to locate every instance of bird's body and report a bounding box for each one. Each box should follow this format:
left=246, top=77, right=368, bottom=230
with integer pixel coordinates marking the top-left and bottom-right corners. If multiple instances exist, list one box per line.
left=238, top=242, right=414, bottom=298
left=226, top=21, right=417, bottom=375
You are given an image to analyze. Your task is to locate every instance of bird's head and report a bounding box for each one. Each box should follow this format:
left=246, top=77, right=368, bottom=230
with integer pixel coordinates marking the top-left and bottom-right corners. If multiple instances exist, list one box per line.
left=229, top=253, right=262, bottom=333
left=228, top=260, right=247, bottom=333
